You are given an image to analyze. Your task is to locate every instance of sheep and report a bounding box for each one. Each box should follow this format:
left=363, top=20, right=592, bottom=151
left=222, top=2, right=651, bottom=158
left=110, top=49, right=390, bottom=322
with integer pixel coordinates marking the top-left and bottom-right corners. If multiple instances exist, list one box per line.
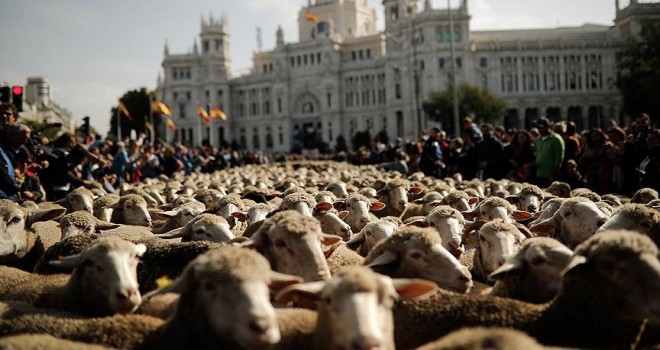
left=576, top=190, right=601, bottom=202
left=440, top=191, right=477, bottom=212
left=152, top=201, right=206, bottom=234
left=463, top=197, right=533, bottom=225
left=460, top=219, right=526, bottom=283
left=530, top=197, right=610, bottom=248
left=0, top=236, right=146, bottom=316
left=33, top=233, right=225, bottom=293
left=196, top=188, right=225, bottom=208
left=323, top=242, right=365, bottom=276
left=631, top=187, right=659, bottom=204
left=391, top=230, right=660, bottom=349
left=59, top=211, right=121, bottom=241
left=54, top=186, right=95, bottom=214
left=231, top=203, right=276, bottom=227
left=207, top=193, right=245, bottom=220
left=275, top=192, right=317, bottom=217
left=275, top=266, right=437, bottom=350
left=241, top=210, right=341, bottom=282
left=364, top=227, right=473, bottom=293
left=545, top=181, right=571, bottom=198
left=0, top=247, right=304, bottom=350
left=417, top=327, right=547, bottom=350
left=407, top=206, right=466, bottom=259
left=333, top=193, right=385, bottom=232
left=597, top=203, right=660, bottom=246
left=0, top=202, right=66, bottom=271
left=488, top=237, right=573, bottom=303
left=373, top=179, right=424, bottom=218
left=314, top=191, right=336, bottom=206
left=157, top=213, right=235, bottom=243
left=0, top=334, right=112, bottom=350
left=158, top=195, right=197, bottom=210
left=107, top=194, right=152, bottom=227
left=93, top=195, right=119, bottom=222
left=506, top=184, right=545, bottom=213
left=122, top=187, right=159, bottom=208
left=325, top=181, right=349, bottom=198
left=345, top=219, right=399, bottom=257
left=312, top=204, right=352, bottom=241
left=400, top=191, right=444, bottom=221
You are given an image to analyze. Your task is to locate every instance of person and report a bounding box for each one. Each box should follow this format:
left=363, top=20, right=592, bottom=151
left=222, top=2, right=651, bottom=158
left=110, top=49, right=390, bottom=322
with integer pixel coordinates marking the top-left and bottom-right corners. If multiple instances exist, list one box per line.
left=0, top=103, right=17, bottom=128
left=578, top=128, right=609, bottom=192
left=475, top=123, right=506, bottom=180
left=14, top=148, right=46, bottom=203
left=638, top=129, right=660, bottom=190
left=39, top=144, right=90, bottom=201
left=505, top=131, right=536, bottom=182
left=462, top=117, right=483, bottom=143
left=112, top=142, right=129, bottom=186
left=419, top=127, right=445, bottom=177
left=0, top=130, right=18, bottom=200
left=534, top=117, right=565, bottom=187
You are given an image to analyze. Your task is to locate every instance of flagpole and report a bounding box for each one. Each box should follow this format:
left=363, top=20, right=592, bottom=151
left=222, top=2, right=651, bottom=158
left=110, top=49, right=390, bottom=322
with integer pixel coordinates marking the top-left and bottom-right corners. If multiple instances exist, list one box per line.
left=207, top=104, right=213, bottom=148
left=197, top=104, right=202, bottom=148
left=149, top=97, right=155, bottom=142
left=117, top=102, right=122, bottom=141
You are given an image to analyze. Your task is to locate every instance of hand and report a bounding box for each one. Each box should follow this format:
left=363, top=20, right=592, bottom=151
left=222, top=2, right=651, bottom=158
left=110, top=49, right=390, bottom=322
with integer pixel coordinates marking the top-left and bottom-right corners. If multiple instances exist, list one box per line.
left=21, top=191, right=35, bottom=200
left=435, top=160, right=446, bottom=169
left=27, top=163, right=43, bottom=173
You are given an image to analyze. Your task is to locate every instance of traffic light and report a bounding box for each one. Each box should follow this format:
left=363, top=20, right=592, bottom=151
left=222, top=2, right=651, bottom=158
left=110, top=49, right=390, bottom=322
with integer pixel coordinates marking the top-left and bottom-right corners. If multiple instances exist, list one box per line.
left=82, top=116, right=91, bottom=137
left=0, top=86, right=9, bottom=103
left=11, top=86, right=23, bottom=112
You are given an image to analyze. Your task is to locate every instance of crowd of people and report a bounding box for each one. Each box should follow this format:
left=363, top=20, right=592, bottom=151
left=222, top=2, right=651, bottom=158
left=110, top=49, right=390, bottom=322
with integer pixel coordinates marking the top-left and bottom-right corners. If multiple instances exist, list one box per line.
left=0, top=100, right=658, bottom=203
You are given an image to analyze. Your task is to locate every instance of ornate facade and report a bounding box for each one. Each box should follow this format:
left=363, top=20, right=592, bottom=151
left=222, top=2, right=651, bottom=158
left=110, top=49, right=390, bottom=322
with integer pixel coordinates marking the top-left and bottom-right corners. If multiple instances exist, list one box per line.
left=157, top=0, right=659, bottom=152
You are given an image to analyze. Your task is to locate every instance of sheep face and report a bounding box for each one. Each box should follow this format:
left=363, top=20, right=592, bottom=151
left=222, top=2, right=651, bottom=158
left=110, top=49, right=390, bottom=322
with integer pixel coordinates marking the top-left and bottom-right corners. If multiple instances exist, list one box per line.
left=51, top=237, right=147, bottom=314
left=478, top=203, right=512, bottom=223
left=379, top=183, right=420, bottom=214
left=326, top=182, right=349, bottom=199
left=426, top=214, right=464, bottom=258
left=111, top=197, right=151, bottom=227
left=478, top=223, right=526, bottom=275
left=158, top=204, right=205, bottom=227
left=94, top=206, right=113, bottom=223
left=316, top=211, right=352, bottom=241
left=362, top=221, right=398, bottom=253
left=0, top=205, right=65, bottom=259
left=59, top=212, right=120, bottom=241
left=518, top=193, right=541, bottom=213
left=532, top=200, right=609, bottom=248
left=490, top=238, right=573, bottom=302
left=276, top=267, right=436, bottom=350
left=68, top=192, right=94, bottom=214
left=597, top=205, right=660, bottom=246
left=336, top=196, right=384, bottom=232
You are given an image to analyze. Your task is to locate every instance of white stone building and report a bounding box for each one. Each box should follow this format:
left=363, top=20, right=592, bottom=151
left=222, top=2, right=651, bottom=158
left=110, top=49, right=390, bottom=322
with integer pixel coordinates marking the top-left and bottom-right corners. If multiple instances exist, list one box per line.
left=156, top=0, right=659, bottom=152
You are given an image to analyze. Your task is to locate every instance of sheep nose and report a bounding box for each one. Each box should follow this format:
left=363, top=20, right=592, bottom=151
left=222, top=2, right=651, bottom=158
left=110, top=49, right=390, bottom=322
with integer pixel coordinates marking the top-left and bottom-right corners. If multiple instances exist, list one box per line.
left=596, top=218, right=607, bottom=227
left=341, top=226, right=351, bottom=234
left=527, top=205, right=538, bottom=212
left=398, top=200, right=406, bottom=207
left=351, top=336, right=383, bottom=350
left=359, top=217, right=370, bottom=224
left=458, top=267, right=472, bottom=282
left=248, top=318, right=272, bottom=335
left=497, top=258, right=508, bottom=266
left=116, top=288, right=139, bottom=307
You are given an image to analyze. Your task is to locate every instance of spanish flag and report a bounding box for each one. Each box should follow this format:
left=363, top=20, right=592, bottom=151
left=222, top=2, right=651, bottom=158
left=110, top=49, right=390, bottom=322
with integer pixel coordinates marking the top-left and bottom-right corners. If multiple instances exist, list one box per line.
left=166, top=118, right=177, bottom=131
left=197, top=106, right=210, bottom=125
left=119, top=101, right=133, bottom=121
left=151, top=100, right=172, bottom=116
left=305, top=10, right=318, bottom=24
left=145, top=121, right=154, bottom=133
left=210, top=108, right=227, bottom=121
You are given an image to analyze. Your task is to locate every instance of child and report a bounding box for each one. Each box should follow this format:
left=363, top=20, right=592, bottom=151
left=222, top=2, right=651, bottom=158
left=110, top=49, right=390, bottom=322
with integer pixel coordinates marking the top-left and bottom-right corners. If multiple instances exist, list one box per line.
left=14, top=148, right=46, bottom=203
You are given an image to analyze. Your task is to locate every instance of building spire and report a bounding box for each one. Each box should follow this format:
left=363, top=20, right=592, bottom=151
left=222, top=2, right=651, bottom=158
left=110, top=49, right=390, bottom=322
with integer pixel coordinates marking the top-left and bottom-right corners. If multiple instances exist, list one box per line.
left=424, top=0, right=432, bottom=11
left=615, top=0, right=620, bottom=14
left=163, top=39, right=169, bottom=56
left=276, top=25, right=284, bottom=46
left=193, top=38, right=198, bottom=55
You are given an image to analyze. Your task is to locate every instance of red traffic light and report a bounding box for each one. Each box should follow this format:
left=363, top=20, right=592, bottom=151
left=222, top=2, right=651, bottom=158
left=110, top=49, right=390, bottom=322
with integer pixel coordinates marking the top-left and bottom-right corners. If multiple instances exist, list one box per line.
left=12, top=86, right=22, bottom=95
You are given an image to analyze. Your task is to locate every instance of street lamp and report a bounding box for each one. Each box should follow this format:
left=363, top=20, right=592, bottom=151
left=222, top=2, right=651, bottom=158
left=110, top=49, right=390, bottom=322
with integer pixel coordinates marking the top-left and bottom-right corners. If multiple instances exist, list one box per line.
left=408, top=1, right=424, bottom=138
left=448, top=0, right=460, bottom=137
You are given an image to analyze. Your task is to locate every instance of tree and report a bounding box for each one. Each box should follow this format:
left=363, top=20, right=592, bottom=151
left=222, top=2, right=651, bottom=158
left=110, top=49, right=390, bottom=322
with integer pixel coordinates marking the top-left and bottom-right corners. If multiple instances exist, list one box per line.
left=423, top=83, right=507, bottom=135
left=352, top=130, right=372, bottom=150
left=109, top=88, right=162, bottom=140
left=617, top=19, right=660, bottom=123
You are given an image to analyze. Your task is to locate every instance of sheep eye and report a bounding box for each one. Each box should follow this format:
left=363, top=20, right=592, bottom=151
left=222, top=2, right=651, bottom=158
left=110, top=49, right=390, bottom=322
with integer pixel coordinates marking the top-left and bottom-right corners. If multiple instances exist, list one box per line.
left=563, top=212, right=572, bottom=218
left=429, top=222, right=436, bottom=227
left=479, top=236, right=486, bottom=242
left=8, top=217, right=21, bottom=225
left=365, top=231, right=372, bottom=236
left=410, top=252, right=422, bottom=259
left=324, top=296, right=332, bottom=304
left=641, top=222, right=652, bottom=229
left=530, top=257, right=545, bottom=266
left=274, top=239, right=286, bottom=248
left=194, top=230, right=205, bottom=235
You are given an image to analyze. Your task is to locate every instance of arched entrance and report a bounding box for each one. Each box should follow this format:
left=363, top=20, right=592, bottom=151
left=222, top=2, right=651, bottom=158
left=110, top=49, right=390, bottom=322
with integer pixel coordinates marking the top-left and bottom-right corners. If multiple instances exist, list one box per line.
left=292, top=92, right=323, bottom=150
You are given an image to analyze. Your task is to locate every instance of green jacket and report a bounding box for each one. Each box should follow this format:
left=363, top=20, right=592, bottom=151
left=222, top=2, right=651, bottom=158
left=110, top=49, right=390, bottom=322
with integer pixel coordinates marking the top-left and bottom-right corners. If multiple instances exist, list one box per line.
left=534, top=132, right=565, bottom=178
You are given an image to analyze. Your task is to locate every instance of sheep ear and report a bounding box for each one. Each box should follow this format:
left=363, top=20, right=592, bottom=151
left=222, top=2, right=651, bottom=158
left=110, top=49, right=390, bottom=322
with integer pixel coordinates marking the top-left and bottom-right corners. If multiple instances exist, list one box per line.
left=376, top=188, right=388, bottom=199
left=315, top=202, right=334, bottom=211
left=412, top=198, right=425, bottom=204
left=157, top=210, right=180, bottom=219
left=229, top=236, right=250, bottom=245
left=408, top=187, right=424, bottom=195
left=108, top=202, right=123, bottom=210
left=427, top=200, right=442, bottom=208
left=94, top=221, right=121, bottom=232
left=268, top=271, right=304, bottom=291
left=405, top=219, right=428, bottom=228
left=158, top=227, right=189, bottom=239
left=561, top=255, right=587, bottom=276
left=332, top=201, right=347, bottom=211
left=461, top=211, right=478, bottom=220
left=530, top=216, right=558, bottom=236
left=468, top=197, right=480, bottom=205
left=489, top=260, right=523, bottom=281
left=49, top=253, right=84, bottom=269
left=462, top=230, right=480, bottom=245
left=26, top=208, right=67, bottom=227
left=345, top=231, right=365, bottom=245
left=134, top=244, right=147, bottom=257
left=54, top=198, right=68, bottom=206
left=275, top=281, right=326, bottom=304
left=338, top=211, right=350, bottom=220
left=391, top=278, right=438, bottom=300
left=366, top=250, right=398, bottom=268
left=321, top=234, right=343, bottom=246
left=231, top=211, right=249, bottom=222
left=511, top=211, right=534, bottom=221
left=370, top=202, right=386, bottom=211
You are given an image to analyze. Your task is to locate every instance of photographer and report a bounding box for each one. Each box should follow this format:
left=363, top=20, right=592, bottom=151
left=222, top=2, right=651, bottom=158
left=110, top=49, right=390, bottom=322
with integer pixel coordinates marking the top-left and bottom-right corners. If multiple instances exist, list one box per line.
left=0, top=102, right=17, bottom=128
left=0, top=123, right=31, bottom=201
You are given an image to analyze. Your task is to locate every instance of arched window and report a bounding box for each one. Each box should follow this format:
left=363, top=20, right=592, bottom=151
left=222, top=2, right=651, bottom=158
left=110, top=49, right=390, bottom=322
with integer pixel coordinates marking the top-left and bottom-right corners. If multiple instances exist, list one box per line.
left=302, top=102, right=315, bottom=114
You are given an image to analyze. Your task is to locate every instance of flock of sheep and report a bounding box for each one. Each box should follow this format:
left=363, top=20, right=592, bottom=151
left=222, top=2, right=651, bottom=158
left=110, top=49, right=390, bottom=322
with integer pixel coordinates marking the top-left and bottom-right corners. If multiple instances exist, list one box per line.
left=0, top=160, right=659, bottom=349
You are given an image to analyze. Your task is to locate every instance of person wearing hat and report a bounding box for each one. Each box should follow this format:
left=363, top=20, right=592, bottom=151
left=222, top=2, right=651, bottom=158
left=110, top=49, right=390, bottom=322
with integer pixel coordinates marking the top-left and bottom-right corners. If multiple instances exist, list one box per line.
left=534, top=117, right=565, bottom=187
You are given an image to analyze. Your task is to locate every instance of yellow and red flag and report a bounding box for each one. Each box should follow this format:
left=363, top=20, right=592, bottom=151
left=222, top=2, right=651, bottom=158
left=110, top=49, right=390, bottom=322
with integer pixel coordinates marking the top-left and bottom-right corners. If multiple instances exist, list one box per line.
left=119, top=101, right=133, bottom=121
left=166, top=118, right=177, bottom=131
left=305, top=10, right=318, bottom=24
left=210, top=108, right=227, bottom=121
left=197, top=106, right=210, bottom=125
left=151, top=100, right=172, bottom=116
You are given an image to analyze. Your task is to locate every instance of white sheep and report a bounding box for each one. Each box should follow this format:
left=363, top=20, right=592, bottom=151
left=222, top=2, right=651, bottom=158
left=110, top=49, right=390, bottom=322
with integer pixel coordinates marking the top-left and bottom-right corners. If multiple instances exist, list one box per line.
left=0, top=236, right=146, bottom=316
left=597, top=203, right=660, bottom=246
left=333, top=193, right=385, bottom=232
left=106, top=194, right=152, bottom=227
left=158, top=213, right=235, bottom=243
left=345, top=219, right=399, bottom=257
left=59, top=211, right=121, bottom=241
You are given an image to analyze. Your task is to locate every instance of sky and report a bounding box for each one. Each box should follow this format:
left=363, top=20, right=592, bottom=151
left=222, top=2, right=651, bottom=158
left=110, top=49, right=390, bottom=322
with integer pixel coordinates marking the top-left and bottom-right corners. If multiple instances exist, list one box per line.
left=0, top=0, right=623, bottom=134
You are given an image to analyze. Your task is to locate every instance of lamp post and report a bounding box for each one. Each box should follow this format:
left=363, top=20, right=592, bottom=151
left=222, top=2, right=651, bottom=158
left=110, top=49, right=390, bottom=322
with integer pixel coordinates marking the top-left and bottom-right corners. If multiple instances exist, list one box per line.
left=448, top=0, right=460, bottom=137
left=409, top=1, right=423, bottom=137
